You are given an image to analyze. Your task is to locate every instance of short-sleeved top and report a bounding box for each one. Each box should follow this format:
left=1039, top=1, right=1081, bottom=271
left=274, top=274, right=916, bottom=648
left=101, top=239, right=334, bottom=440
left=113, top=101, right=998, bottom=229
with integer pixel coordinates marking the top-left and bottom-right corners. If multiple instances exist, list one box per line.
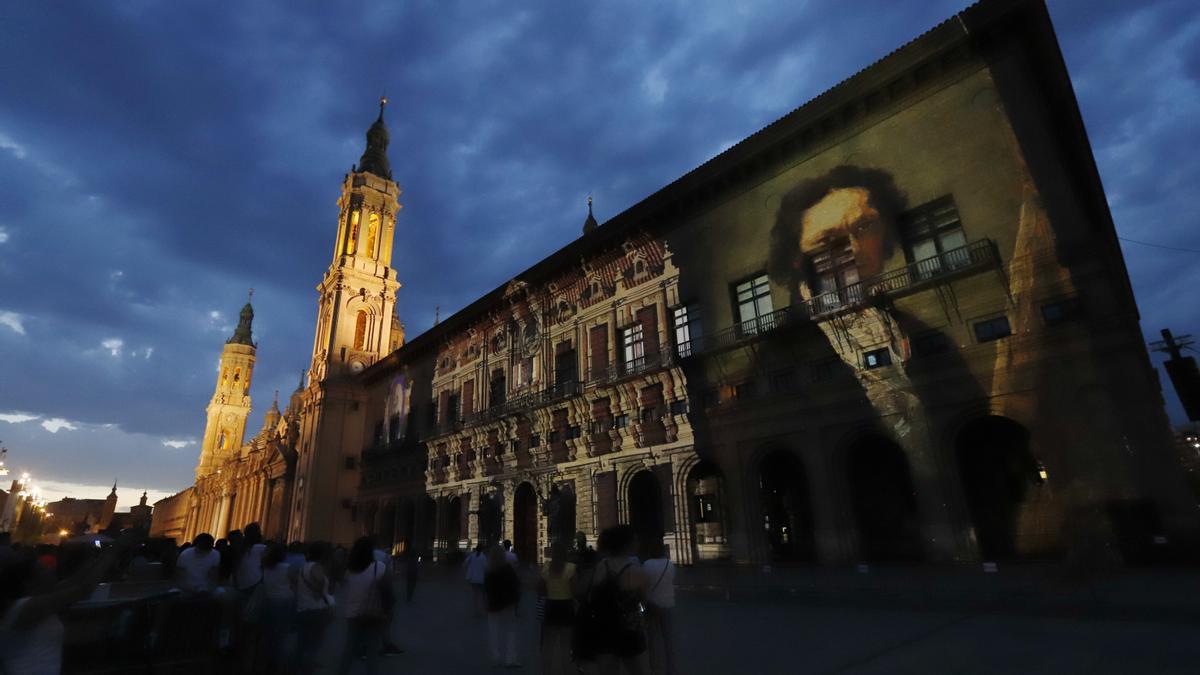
left=541, top=562, right=576, bottom=601
left=235, top=543, right=266, bottom=590
left=296, top=561, right=330, bottom=613
left=642, top=558, right=675, bottom=608
left=463, top=552, right=487, bottom=585
left=176, top=547, right=220, bottom=592
left=340, top=560, right=386, bottom=619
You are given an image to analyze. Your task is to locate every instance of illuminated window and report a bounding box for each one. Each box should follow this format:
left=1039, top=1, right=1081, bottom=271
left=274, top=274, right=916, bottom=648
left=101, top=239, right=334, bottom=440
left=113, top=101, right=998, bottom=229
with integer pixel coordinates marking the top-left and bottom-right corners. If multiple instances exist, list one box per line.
left=733, top=275, right=774, bottom=334
left=353, top=311, right=368, bottom=350
left=218, top=430, right=229, bottom=450
left=810, top=242, right=860, bottom=313
left=623, top=323, right=645, bottom=371
left=365, top=213, right=380, bottom=257
left=344, top=210, right=360, bottom=255
left=233, top=367, right=241, bottom=383
left=901, top=198, right=967, bottom=278
left=863, top=347, right=892, bottom=369
left=673, top=305, right=701, bottom=357
left=221, top=368, right=229, bottom=385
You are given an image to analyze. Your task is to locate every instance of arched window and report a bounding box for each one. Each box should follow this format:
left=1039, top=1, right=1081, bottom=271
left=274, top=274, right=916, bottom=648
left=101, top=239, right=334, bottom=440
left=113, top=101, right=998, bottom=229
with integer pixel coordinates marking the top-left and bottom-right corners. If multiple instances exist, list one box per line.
left=218, top=430, right=229, bottom=450
left=353, top=310, right=368, bottom=350
left=221, top=368, right=229, bottom=385
left=233, top=367, right=241, bottom=383
left=366, top=213, right=380, bottom=257
left=344, top=210, right=360, bottom=255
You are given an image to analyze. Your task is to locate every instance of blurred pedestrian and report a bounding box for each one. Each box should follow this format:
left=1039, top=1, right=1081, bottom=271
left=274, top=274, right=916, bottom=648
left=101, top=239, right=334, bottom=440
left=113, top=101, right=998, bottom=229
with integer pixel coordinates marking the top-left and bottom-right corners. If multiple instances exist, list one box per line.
left=257, top=541, right=296, bottom=674
left=574, top=525, right=648, bottom=675
left=484, top=544, right=521, bottom=668
left=642, top=541, right=676, bottom=675
left=463, top=543, right=487, bottom=615
left=403, top=546, right=420, bottom=602
left=539, top=540, right=576, bottom=675
left=339, top=536, right=393, bottom=675
left=173, top=532, right=220, bottom=593
left=294, top=541, right=335, bottom=675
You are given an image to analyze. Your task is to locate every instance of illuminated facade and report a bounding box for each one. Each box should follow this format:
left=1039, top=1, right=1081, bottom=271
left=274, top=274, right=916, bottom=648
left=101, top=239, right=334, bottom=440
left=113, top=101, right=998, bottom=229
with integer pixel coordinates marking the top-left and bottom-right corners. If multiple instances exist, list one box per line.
left=155, top=0, right=1198, bottom=562
left=353, top=0, right=1199, bottom=565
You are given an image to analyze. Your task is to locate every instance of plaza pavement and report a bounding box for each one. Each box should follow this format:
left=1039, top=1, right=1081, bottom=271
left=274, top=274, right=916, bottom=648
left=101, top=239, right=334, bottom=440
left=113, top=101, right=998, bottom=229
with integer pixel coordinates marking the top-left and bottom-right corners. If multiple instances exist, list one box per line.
left=306, top=564, right=1200, bottom=674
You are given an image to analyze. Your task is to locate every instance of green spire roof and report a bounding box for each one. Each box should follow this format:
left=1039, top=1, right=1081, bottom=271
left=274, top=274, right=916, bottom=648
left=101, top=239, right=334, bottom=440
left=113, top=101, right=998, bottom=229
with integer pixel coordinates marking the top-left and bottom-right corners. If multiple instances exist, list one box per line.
left=228, top=301, right=255, bottom=346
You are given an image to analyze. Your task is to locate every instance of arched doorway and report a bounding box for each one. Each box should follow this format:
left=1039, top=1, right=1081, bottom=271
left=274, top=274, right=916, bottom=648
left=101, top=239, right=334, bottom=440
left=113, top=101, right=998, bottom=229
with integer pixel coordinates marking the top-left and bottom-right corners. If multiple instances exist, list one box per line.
left=759, top=450, right=815, bottom=562
left=847, top=435, right=922, bottom=562
left=628, top=470, right=664, bottom=558
left=687, top=461, right=730, bottom=562
left=956, top=415, right=1039, bottom=560
left=546, top=484, right=577, bottom=550
left=478, top=494, right=502, bottom=549
left=513, top=483, right=538, bottom=564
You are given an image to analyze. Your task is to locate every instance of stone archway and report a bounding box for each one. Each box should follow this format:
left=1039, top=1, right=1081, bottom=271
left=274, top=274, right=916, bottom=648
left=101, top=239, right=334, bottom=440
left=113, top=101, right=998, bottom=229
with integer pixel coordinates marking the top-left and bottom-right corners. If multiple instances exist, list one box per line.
left=847, top=435, right=922, bottom=562
left=758, top=450, right=815, bottom=562
left=956, top=415, right=1040, bottom=560
left=478, top=493, right=502, bottom=549
left=513, top=483, right=539, bottom=564
left=686, top=460, right=731, bottom=562
left=628, top=470, right=664, bottom=558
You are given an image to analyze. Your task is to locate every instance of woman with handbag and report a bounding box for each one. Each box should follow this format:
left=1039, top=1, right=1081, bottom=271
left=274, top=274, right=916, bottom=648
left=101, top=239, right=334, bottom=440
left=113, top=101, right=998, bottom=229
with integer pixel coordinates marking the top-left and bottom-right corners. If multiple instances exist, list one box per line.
left=338, top=536, right=394, bottom=675
left=293, top=541, right=335, bottom=674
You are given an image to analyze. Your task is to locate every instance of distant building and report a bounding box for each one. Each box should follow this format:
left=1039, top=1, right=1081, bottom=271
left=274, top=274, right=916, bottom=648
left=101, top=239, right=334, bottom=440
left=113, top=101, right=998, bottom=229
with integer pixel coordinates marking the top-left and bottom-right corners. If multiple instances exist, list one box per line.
left=43, top=482, right=118, bottom=535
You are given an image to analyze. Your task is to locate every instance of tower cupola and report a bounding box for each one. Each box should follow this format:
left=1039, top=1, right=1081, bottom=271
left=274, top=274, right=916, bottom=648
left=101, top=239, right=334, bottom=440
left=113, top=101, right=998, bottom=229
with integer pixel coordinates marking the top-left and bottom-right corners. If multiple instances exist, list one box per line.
left=357, top=96, right=392, bottom=180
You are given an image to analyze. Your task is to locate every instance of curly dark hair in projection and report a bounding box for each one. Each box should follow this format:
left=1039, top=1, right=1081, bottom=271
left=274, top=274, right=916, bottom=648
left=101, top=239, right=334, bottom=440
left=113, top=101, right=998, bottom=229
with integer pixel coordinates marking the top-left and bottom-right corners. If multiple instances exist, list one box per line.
left=767, top=165, right=907, bottom=295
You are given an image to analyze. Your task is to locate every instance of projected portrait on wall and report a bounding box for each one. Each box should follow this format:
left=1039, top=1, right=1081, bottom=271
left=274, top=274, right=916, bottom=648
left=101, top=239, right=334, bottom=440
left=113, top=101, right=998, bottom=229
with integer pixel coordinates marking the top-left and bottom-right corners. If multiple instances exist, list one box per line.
left=768, top=165, right=906, bottom=311
left=384, top=373, right=412, bottom=441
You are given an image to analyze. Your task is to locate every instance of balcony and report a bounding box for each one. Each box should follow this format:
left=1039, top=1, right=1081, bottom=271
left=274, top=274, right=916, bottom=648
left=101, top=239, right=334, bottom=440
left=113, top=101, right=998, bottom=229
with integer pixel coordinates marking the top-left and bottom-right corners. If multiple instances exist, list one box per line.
left=680, top=239, right=996, bottom=357
left=585, top=350, right=678, bottom=388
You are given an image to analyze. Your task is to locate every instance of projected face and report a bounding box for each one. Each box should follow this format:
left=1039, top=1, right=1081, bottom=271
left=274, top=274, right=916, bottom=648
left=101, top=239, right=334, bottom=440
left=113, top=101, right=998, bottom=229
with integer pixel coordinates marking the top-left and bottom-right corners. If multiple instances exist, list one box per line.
left=797, top=187, right=888, bottom=280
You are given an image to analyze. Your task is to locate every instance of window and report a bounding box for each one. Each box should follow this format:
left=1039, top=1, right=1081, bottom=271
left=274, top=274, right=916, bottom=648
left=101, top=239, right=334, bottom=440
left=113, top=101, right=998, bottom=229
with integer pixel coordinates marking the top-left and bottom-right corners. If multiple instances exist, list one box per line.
left=810, top=241, right=860, bottom=312
left=669, top=399, right=688, bottom=415
left=734, top=381, right=757, bottom=401
left=623, top=323, right=645, bottom=370
left=548, top=430, right=561, bottom=444
left=427, top=400, right=438, bottom=430
left=613, top=414, right=629, bottom=429
left=489, top=369, right=506, bottom=408
left=734, top=275, right=774, bottom=334
left=344, top=210, right=360, bottom=255
left=353, top=311, right=368, bottom=350
left=901, top=198, right=968, bottom=278
left=863, top=348, right=892, bottom=369
left=642, top=406, right=662, bottom=423
left=772, top=368, right=799, bottom=393
left=446, top=393, right=460, bottom=424
left=590, top=419, right=608, bottom=434
left=1041, top=298, right=1084, bottom=327
left=973, top=316, right=1012, bottom=343
left=365, top=213, right=380, bottom=257
left=695, top=494, right=717, bottom=523
left=567, top=425, right=582, bottom=440
left=529, top=434, right=541, bottom=448
left=912, top=331, right=950, bottom=357
left=673, top=305, right=702, bottom=357
left=510, top=440, right=520, bottom=455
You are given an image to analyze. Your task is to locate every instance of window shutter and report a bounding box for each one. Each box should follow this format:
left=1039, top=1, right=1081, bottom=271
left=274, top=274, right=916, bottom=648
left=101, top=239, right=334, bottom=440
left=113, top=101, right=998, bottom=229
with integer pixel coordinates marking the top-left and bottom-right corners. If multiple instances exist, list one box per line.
left=596, top=470, right=618, bottom=529
left=589, top=324, right=609, bottom=375
left=637, top=306, right=659, bottom=357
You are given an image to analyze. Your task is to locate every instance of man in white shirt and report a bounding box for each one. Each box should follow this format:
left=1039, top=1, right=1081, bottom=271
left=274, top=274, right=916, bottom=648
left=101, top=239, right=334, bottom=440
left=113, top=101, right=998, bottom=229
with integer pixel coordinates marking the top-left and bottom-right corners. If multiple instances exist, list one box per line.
left=234, top=523, right=266, bottom=592
left=174, top=533, right=220, bottom=593
left=462, top=544, right=488, bottom=615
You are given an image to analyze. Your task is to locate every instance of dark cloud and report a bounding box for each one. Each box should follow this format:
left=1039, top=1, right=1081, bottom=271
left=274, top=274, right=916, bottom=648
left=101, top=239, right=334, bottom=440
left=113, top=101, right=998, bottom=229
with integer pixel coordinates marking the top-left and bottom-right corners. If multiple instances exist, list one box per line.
left=0, top=0, right=1197, bottom=494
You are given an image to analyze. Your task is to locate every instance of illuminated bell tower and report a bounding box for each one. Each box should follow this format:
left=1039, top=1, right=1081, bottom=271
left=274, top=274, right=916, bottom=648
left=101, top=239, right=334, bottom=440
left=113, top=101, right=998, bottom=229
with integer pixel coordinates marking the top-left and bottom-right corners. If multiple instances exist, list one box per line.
left=196, top=299, right=256, bottom=479
left=292, top=98, right=401, bottom=543
left=308, top=96, right=401, bottom=382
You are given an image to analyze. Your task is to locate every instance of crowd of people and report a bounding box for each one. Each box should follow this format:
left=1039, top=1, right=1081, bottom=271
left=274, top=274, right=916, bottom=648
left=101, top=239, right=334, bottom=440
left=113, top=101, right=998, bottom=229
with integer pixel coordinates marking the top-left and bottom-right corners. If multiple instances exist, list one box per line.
left=0, top=522, right=678, bottom=675
left=463, top=525, right=677, bottom=675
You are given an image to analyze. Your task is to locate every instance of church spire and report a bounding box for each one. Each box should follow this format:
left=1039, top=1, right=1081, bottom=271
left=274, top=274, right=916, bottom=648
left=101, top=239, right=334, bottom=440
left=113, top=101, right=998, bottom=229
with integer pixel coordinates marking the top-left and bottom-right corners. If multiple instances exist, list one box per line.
left=582, top=195, right=599, bottom=234
left=357, top=96, right=392, bottom=180
left=228, top=291, right=255, bottom=346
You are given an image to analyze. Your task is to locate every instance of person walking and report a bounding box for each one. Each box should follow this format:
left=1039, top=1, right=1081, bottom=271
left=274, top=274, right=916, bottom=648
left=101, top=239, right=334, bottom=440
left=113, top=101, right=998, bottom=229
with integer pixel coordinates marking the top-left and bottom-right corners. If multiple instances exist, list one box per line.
left=294, top=541, right=335, bottom=675
left=538, top=541, right=576, bottom=675
left=338, top=536, right=394, bottom=675
left=173, top=532, right=220, bottom=593
left=641, top=542, right=676, bottom=675
left=257, top=541, right=296, bottom=674
left=574, top=525, right=649, bottom=675
left=463, top=543, right=488, bottom=615
left=403, top=546, right=420, bottom=602
left=484, top=544, right=521, bottom=668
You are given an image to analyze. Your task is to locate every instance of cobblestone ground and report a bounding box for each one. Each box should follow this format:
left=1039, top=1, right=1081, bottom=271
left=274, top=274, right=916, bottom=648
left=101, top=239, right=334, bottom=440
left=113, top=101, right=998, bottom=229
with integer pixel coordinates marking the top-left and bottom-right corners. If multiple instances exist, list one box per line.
left=309, top=570, right=1200, bottom=674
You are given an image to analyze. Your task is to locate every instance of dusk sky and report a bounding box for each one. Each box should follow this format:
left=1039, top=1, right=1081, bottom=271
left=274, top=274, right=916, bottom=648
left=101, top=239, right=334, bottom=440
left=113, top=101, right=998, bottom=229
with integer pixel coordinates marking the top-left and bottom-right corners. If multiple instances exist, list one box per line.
left=1, top=0, right=1197, bottom=506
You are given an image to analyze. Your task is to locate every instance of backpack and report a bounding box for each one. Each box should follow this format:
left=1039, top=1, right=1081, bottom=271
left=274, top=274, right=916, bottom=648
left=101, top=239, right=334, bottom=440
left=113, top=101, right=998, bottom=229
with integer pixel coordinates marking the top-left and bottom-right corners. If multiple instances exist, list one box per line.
left=573, top=560, right=644, bottom=659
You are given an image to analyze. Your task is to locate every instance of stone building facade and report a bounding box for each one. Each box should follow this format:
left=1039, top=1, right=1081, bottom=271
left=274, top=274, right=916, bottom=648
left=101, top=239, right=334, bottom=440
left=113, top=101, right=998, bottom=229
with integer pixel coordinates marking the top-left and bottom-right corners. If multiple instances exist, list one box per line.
left=353, top=0, right=1199, bottom=566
